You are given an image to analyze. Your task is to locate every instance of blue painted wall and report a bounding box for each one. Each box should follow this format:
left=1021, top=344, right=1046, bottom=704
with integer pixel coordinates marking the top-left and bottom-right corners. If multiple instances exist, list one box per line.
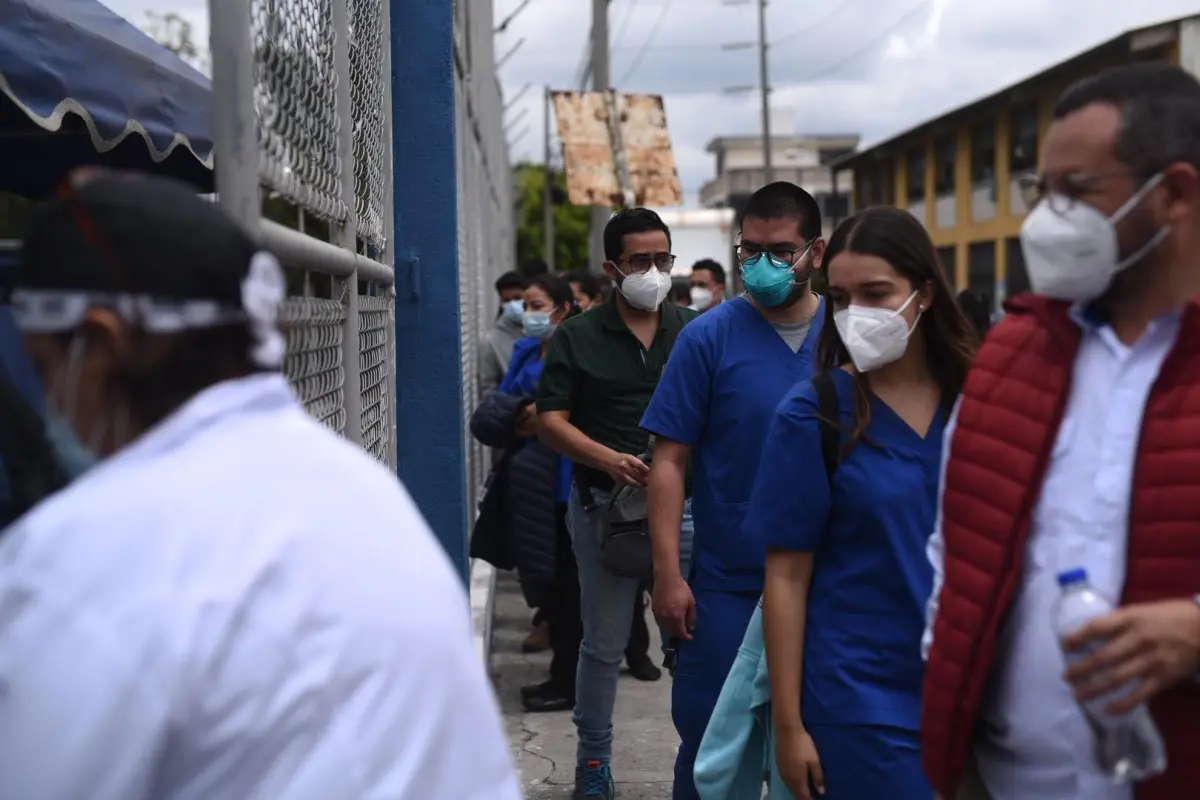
left=390, top=0, right=469, bottom=584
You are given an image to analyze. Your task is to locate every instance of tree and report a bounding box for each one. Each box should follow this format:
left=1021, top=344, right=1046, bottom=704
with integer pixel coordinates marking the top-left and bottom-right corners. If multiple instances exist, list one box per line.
left=143, top=12, right=209, bottom=74
left=513, top=162, right=591, bottom=273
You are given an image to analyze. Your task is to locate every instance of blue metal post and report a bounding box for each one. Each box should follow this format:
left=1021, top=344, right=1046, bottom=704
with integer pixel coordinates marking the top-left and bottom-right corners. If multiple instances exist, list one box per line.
left=390, top=0, right=468, bottom=584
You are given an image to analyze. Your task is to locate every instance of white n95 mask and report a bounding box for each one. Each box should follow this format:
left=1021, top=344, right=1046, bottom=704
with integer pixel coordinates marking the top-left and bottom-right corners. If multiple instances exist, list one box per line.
left=833, top=291, right=921, bottom=373
left=618, top=269, right=672, bottom=311
left=1019, top=173, right=1168, bottom=303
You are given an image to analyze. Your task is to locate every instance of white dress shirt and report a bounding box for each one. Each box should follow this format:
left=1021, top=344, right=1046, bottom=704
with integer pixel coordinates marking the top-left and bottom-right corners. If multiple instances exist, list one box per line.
left=923, top=306, right=1181, bottom=800
left=0, top=374, right=521, bottom=800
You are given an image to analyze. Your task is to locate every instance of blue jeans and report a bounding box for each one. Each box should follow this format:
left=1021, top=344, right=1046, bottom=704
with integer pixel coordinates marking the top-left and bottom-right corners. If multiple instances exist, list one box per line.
left=568, top=488, right=693, bottom=765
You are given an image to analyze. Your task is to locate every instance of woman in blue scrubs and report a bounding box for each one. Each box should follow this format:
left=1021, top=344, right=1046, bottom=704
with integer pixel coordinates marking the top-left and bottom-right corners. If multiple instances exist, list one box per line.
left=749, top=207, right=979, bottom=800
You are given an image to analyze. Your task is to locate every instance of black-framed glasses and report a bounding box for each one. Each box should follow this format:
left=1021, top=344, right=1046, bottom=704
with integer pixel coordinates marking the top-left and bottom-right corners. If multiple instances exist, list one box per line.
left=622, top=252, right=676, bottom=274
left=734, top=237, right=813, bottom=265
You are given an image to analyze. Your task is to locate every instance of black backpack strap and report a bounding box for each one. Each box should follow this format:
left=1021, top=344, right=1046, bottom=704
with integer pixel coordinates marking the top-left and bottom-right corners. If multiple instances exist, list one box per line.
left=812, top=372, right=840, bottom=485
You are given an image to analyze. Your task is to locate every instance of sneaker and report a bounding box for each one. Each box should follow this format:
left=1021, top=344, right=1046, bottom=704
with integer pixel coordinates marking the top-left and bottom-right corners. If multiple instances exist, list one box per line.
left=574, top=760, right=615, bottom=799
left=625, top=653, right=662, bottom=682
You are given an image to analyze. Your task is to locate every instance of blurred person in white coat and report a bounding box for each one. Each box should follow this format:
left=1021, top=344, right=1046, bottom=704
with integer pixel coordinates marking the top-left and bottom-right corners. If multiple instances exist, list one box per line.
left=0, top=170, right=521, bottom=800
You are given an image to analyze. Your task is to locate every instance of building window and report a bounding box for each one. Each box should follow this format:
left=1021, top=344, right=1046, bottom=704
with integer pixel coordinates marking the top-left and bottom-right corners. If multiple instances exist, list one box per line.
left=906, top=148, right=926, bottom=202
left=1006, top=236, right=1030, bottom=296
left=968, top=240, right=996, bottom=313
left=970, top=120, right=997, bottom=222
left=934, top=136, right=956, bottom=228
left=1009, top=103, right=1039, bottom=215
left=879, top=159, right=895, bottom=206
left=937, top=246, right=957, bottom=285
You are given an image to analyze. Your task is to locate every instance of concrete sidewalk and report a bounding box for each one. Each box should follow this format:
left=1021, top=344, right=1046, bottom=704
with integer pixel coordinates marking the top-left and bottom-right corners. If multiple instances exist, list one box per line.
left=491, top=571, right=679, bottom=799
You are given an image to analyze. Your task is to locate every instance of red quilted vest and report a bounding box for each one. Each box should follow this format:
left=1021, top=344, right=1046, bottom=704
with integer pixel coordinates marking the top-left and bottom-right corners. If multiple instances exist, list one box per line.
left=921, top=293, right=1200, bottom=799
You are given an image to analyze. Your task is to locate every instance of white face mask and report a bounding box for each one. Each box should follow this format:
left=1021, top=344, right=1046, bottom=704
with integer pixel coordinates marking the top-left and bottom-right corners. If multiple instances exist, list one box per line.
left=689, top=287, right=714, bottom=310
left=617, top=269, right=672, bottom=311
left=833, top=290, right=922, bottom=373
left=1019, top=173, right=1168, bottom=302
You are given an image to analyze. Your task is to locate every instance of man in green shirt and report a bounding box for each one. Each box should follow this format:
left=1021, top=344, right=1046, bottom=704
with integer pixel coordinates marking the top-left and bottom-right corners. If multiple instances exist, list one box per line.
left=537, top=208, right=697, bottom=799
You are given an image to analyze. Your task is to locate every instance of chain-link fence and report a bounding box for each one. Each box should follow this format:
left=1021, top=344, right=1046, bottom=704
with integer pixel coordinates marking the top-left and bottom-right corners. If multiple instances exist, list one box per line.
left=209, top=0, right=396, bottom=468
left=454, top=1, right=516, bottom=512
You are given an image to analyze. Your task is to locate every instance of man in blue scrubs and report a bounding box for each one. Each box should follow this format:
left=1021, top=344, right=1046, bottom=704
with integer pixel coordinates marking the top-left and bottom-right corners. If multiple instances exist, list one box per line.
left=640, top=182, right=827, bottom=799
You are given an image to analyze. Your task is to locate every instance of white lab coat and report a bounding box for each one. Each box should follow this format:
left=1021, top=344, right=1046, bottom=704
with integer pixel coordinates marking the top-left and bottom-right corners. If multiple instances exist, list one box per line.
left=0, top=374, right=521, bottom=800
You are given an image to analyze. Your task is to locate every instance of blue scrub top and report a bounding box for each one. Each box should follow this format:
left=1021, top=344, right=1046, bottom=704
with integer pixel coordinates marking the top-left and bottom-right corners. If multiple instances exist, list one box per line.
left=746, top=368, right=944, bottom=731
left=640, top=297, right=825, bottom=593
left=501, top=337, right=573, bottom=503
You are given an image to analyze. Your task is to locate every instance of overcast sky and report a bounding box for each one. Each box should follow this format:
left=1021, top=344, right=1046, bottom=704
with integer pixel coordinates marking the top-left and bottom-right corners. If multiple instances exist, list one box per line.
left=105, top=0, right=1200, bottom=205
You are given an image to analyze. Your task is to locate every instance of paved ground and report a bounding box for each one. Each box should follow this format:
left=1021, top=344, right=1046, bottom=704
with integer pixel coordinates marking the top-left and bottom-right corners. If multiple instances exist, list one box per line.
left=492, top=571, right=679, bottom=799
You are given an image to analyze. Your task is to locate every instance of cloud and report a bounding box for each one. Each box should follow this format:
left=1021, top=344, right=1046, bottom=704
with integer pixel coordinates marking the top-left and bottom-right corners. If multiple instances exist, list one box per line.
left=100, top=0, right=1200, bottom=206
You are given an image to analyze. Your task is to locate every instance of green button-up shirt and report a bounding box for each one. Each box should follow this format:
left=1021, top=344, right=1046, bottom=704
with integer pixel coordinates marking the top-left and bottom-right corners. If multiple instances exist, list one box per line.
left=537, top=299, right=698, bottom=488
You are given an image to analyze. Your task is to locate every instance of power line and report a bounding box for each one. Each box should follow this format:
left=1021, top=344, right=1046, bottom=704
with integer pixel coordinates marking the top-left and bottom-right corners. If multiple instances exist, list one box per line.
left=611, top=0, right=640, bottom=52
left=768, top=0, right=861, bottom=45
left=617, top=0, right=676, bottom=85
left=799, top=0, right=932, bottom=82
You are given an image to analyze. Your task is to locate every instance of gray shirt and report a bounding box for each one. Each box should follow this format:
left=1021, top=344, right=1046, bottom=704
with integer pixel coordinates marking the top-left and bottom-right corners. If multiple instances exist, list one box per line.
left=478, top=316, right=524, bottom=397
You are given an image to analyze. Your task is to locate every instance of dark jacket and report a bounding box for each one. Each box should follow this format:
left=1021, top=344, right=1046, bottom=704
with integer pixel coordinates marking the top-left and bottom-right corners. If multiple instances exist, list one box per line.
left=469, top=390, right=558, bottom=609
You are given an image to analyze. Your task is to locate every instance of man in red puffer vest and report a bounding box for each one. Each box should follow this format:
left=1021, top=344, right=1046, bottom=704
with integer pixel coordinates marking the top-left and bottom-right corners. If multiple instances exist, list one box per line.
left=921, top=62, right=1200, bottom=800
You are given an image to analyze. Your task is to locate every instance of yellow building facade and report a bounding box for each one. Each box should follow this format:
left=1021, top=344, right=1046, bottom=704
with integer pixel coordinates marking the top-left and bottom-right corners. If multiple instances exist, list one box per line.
left=833, top=14, right=1199, bottom=309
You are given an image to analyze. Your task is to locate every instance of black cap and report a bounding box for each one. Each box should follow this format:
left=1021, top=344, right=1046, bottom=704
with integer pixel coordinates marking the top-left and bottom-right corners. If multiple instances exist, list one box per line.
left=17, top=170, right=258, bottom=304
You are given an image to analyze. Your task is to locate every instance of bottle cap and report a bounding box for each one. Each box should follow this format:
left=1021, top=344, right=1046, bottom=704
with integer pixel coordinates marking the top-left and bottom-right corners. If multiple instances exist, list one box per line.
left=1056, top=567, right=1088, bottom=587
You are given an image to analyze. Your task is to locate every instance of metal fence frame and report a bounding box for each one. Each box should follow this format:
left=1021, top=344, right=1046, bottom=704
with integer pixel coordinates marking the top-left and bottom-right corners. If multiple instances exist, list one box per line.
left=208, top=0, right=397, bottom=468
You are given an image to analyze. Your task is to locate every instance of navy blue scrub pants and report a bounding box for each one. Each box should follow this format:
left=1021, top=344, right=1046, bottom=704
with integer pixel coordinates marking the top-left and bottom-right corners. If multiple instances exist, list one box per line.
left=671, top=588, right=761, bottom=800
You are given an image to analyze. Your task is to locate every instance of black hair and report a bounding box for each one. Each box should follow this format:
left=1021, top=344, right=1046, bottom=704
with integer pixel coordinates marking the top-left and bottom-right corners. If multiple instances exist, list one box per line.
left=564, top=270, right=602, bottom=300
left=1054, top=62, right=1200, bottom=179
left=602, top=208, right=672, bottom=263
left=670, top=276, right=692, bottom=304
left=519, top=259, right=550, bottom=279
left=816, top=206, right=978, bottom=455
left=18, top=170, right=268, bottom=432
left=956, top=289, right=993, bottom=340
left=690, top=258, right=726, bottom=285
left=528, top=273, right=582, bottom=322
left=739, top=181, right=823, bottom=242
left=495, top=271, right=528, bottom=294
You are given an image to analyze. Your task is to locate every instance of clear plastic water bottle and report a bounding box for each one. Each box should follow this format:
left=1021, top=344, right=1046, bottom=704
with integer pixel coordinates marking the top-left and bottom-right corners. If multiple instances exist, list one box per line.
left=1053, top=567, right=1168, bottom=783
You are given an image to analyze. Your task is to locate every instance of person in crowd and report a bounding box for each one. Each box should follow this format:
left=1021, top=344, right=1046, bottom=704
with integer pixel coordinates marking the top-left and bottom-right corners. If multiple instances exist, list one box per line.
left=641, top=182, right=828, bottom=800
left=670, top=276, right=692, bottom=308
left=754, top=206, right=977, bottom=799
left=567, top=270, right=604, bottom=311
left=480, top=270, right=529, bottom=397
left=537, top=208, right=698, bottom=798
left=688, top=258, right=726, bottom=312
left=956, top=288, right=993, bottom=340
left=923, top=62, right=1200, bottom=800
left=0, top=170, right=520, bottom=799
left=470, top=273, right=584, bottom=713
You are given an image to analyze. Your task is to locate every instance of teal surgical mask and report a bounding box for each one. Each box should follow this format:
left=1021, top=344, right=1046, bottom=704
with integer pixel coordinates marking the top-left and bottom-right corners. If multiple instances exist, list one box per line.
left=523, top=311, right=556, bottom=340
left=740, top=248, right=809, bottom=308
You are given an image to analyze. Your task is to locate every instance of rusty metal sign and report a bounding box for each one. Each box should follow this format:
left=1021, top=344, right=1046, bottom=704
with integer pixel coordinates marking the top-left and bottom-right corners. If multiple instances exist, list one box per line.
left=551, top=90, right=683, bottom=208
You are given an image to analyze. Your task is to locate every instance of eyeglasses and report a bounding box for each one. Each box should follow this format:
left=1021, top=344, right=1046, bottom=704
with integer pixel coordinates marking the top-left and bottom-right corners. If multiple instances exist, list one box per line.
left=735, top=238, right=813, bottom=265
left=1015, top=169, right=1133, bottom=214
left=621, top=253, right=676, bottom=274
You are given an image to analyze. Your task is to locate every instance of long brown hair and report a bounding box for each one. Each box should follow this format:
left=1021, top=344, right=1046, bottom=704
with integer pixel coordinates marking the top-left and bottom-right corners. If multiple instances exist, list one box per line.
left=815, top=206, right=978, bottom=456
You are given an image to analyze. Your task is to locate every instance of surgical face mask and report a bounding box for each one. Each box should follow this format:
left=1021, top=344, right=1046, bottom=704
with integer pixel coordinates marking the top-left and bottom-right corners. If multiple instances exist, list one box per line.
left=501, top=299, right=525, bottom=323
left=522, top=311, right=556, bottom=340
left=1020, top=173, right=1169, bottom=302
left=617, top=269, right=672, bottom=311
left=740, top=248, right=809, bottom=308
left=833, top=290, right=922, bottom=373
left=690, top=287, right=714, bottom=311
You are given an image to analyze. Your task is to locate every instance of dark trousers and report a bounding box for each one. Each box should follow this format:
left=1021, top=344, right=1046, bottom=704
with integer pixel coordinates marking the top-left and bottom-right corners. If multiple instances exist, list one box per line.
left=544, top=503, right=652, bottom=699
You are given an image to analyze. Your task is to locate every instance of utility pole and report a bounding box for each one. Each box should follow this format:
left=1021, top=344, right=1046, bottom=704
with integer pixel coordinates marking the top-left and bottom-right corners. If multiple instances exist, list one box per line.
left=543, top=87, right=556, bottom=271
left=758, top=0, right=773, bottom=183
left=588, top=0, right=610, bottom=273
